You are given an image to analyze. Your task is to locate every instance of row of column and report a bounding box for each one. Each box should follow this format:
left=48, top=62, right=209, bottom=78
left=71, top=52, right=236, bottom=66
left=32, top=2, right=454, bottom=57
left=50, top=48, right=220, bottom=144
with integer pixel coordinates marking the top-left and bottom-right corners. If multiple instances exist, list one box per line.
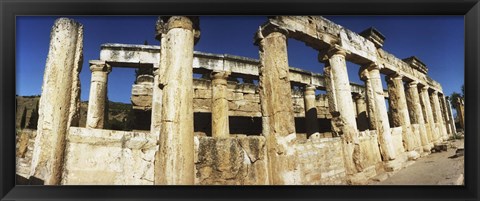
left=83, top=17, right=456, bottom=185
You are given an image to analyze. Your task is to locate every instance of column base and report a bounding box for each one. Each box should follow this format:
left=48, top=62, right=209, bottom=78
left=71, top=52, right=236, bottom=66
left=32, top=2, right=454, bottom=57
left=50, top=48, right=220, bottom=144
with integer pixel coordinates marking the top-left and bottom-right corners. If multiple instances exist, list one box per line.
left=422, top=145, right=433, bottom=153
left=406, top=150, right=420, bottom=161
left=347, top=165, right=377, bottom=185
left=383, top=152, right=408, bottom=172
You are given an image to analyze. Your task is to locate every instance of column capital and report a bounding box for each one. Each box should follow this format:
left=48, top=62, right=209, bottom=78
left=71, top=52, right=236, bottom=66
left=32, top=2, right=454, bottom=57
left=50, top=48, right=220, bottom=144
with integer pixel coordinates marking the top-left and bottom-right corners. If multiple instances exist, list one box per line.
left=359, top=67, right=370, bottom=81
left=420, top=85, right=429, bottom=92
left=328, top=45, right=347, bottom=57
left=254, top=24, right=288, bottom=46
left=210, top=71, right=230, bottom=86
left=156, top=16, right=200, bottom=43
left=210, top=71, right=230, bottom=80
left=431, top=90, right=438, bottom=95
left=153, top=67, right=161, bottom=76
left=304, top=84, right=316, bottom=95
left=390, top=72, right=403, bottom=80
left=406, top=81, right=419, bottom=88
left=89, top=60, right=111, bottom=73
left=363, top=62, right=382, bottom=71
left=304, top=84, right=316, bottom=91
left=352, top=93, right=364, bottom=100
left=319, top=45, right=348, bottom=60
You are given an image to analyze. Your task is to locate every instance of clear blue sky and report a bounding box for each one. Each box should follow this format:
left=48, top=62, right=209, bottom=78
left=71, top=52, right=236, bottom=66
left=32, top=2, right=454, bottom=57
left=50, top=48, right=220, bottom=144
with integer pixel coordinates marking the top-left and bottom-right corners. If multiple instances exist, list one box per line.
left=16, top=16, right=464, bottom=104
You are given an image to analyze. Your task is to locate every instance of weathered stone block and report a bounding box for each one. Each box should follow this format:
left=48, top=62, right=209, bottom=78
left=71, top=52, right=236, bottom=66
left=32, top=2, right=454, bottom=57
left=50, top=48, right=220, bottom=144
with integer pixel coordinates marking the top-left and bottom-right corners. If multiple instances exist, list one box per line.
left=194, top=98, right=211, bottom=110
left=233, top=92, right=244, bottom=101
left=194, top=136, right=268, bottom=185
left=195, top=89, right=212, bottom=99
left=295, top=137, right=347, bottom=184
left=62, top=127, right=156, bottom=185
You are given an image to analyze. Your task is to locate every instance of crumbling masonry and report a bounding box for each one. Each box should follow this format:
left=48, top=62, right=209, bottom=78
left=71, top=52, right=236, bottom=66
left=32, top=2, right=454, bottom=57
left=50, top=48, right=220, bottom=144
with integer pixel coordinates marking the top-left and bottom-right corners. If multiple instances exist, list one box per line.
left=16, top=16, right=459, bottom=185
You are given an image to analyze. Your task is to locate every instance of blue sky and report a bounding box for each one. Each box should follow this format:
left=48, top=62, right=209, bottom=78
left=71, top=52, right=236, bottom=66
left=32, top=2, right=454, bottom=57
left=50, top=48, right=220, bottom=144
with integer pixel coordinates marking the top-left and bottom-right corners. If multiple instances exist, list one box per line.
left=16, top=16, right=464, bottom=104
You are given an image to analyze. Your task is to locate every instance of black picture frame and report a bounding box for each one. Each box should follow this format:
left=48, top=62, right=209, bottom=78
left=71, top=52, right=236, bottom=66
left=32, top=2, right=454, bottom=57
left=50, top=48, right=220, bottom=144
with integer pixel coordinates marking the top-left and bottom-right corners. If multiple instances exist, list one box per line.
left=1, top=0, right=479, bottom=200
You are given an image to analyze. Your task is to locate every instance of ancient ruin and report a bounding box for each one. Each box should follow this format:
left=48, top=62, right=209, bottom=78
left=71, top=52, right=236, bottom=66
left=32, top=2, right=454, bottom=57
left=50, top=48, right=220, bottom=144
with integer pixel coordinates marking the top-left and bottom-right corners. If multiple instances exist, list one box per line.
left=16, top=16, right=461, bottom=185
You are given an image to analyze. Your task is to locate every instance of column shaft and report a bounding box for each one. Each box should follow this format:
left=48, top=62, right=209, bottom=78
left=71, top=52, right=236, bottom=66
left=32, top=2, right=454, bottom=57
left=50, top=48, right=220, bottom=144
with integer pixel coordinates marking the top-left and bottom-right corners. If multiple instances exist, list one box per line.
left=30, top=18, right=83, bottom=184
left=304, top=85, right=320, bottom=136
left=155, top=16, right=197, bottom=185
left=323, top=46, right=361, bottom=176
left=420, top=87, right=436, bottom=144
left=326, top=49, right=358, bottom=135
left=353, top=94, right=369, bottom=131
left=432, top=91, right=448, bottom=141
left=256, top=27, right=297, bottom=184
left=150, top=67, right=162, bottom=135
left=211, top=71, right=230, bottom=138
left=387, top=75, right=415, bottom=151
left=446, top=97, right=457, bottom=133
left=405, top=82, right=430, bottom=151
left=439, top=95, right=452, bottom=135
left=86, top=61, right=110, bottom=129
left=362, top=66, right=395, bottom=160
left=455, top=98, right=465, bottom=130
left=362, top=73, right=377, bottom=130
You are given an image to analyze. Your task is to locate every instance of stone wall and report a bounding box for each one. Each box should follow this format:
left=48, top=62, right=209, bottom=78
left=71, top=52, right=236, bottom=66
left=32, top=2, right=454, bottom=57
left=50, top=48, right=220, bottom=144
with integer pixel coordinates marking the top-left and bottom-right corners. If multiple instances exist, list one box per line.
left=357, top=130, right=383, bottom=171
left=16, top=129, right=37, bottom=179
left=134, top=78, right=334, bottom=120
left=17, top=127, right=358, bottom=185
left=56, top=127, right=272, bottom=185
left=390, top=127, right=405, bottom=156
left=294, top=137, right=347, bottom=184
left=61, top=127, right=157, bottom=185
left=14, top=115, right=395, bottom=185
left=194, top=136, right=269, bottom=185
left=15, top=96, right=39, bottom=129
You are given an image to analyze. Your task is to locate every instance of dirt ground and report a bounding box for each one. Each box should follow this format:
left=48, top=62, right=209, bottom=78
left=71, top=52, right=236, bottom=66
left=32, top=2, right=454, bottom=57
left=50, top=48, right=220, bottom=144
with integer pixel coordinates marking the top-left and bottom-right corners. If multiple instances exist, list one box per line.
left=369, top=138, right=464, bottom=185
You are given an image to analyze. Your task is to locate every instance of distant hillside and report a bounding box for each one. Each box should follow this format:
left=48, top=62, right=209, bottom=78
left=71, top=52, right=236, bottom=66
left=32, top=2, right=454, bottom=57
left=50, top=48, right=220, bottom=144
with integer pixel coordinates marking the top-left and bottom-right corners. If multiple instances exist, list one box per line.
left=16, top=96, right=134, bottom=131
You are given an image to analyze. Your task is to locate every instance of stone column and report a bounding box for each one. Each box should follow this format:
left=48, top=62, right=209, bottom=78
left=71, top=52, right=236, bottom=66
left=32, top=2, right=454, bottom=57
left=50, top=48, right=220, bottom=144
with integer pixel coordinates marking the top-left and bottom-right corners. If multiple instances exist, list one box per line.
left=29, top=18, right=83, bottom=185
left=419, top=86, right=436, bottom=144
left=360, top=70, right=377, bottom=131
left=211, top=71, right=231, bottom=138
left=150, top=67, right=162, bottom=136
left=439, top=94, right=452, bottom=136
left=360, top=64, right=395, bottom=161
left=322, top=46, right=362, bottom=177
left=86, top=60, right=111, bottom=129
left=445, top=96, right=457, bottom=133
left=255, top=25, right=298, bottom=185
left=386, top=74, right=415, bottom=152
left=323, top=47, right=358, bottom=136
left=431, top=91, right=448, bottom=141
left=405, top=81, right=430, bottom=152
left=304, top=85, right=320, bottom=137
left=154, top=16, right=199, bottom=185
left=353, top=93, right=369, bottom=131
left=455, top=97, right=465, bottom=130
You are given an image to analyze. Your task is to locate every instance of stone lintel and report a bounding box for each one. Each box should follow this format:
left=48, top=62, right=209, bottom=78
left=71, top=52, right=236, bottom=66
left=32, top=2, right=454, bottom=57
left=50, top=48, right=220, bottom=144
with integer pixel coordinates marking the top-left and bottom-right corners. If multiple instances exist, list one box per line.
left=89, top=60, right=111, bottom=73
left=359, top=27, right=386, bottom=48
